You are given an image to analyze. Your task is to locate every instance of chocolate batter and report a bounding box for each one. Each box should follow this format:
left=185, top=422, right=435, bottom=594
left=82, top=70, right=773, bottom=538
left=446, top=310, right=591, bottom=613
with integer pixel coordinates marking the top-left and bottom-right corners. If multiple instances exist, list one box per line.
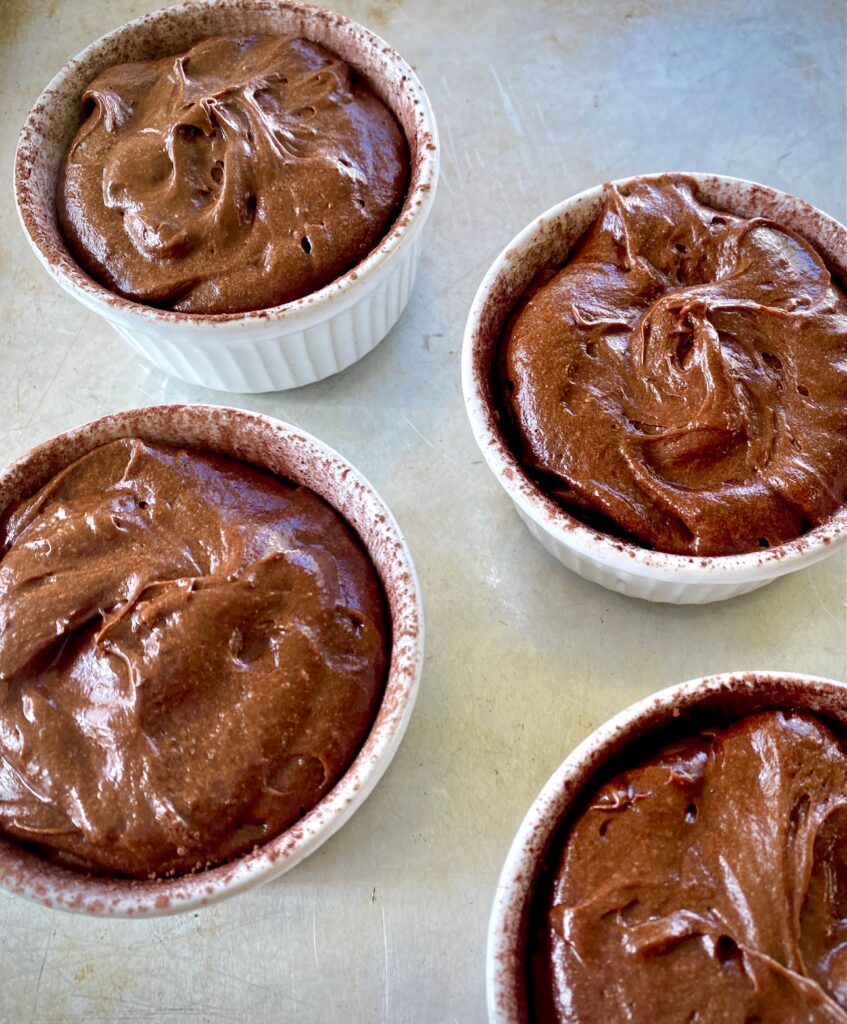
left=500, top=175, right=847, bottom=556
left=535, top=711, right=847, bottom=1023
left=0, top=439, right=388, bottom=878
left=58, top=35, right=408, bottom=314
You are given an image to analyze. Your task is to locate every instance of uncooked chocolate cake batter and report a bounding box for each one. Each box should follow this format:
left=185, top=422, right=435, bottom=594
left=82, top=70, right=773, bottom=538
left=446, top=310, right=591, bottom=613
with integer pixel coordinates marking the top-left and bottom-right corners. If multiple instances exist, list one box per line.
left=534, top=711, right=847, bottom=1023
left=58, top=35, right=408, bottom=313
left=500, top=175, right=847, bottom=556
left=0, top=439, right=388, bottom=878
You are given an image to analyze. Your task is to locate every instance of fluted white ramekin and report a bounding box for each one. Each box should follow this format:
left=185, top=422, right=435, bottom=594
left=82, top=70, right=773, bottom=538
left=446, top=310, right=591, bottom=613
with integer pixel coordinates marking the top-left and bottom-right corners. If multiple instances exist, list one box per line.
left=462, top=173, right=847, bottom=604
left=0, top=405, right=424, bottom=916
left=15, top=1, right=439, bottom=393
left=487, top=670, right=847, bottom=1023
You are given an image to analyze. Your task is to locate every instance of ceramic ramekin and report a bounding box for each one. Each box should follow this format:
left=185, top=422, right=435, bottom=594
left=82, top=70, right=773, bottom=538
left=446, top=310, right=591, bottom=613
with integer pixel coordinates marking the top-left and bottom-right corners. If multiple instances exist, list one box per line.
left=0, top=405, right=423, bottom=916
left=15, top=1, right=439, bottom=393
left=487, top=669, right=847, bottom=1023
left=462, top=172, right=847, bottom=604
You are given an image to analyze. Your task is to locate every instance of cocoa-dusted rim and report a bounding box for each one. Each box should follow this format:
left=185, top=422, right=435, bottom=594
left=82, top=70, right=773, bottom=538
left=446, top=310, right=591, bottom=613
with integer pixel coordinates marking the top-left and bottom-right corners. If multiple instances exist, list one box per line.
left=487, top=670, right=847, bottom=1023
left=462, top=172, right=847, bottom=583
left=14, top=0, right=439, bottom=330
left=0, top=404, right=424, bottom=916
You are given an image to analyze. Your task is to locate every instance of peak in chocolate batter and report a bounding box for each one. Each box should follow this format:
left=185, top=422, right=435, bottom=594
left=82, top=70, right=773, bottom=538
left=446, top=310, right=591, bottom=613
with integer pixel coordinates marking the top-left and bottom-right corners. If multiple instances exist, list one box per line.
left=0, top=439, right=388, bottom=878
left=532, top=711, right=847, bottom=1023
left=500, top=175, right=847, bottom=556
left=58, top=34, right=408, bottom=314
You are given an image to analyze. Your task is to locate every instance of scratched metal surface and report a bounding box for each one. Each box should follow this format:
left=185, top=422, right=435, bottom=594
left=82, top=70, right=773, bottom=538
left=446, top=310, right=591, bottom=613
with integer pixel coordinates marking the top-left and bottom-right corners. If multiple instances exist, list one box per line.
left=0, top=0, right=845, bottom=1021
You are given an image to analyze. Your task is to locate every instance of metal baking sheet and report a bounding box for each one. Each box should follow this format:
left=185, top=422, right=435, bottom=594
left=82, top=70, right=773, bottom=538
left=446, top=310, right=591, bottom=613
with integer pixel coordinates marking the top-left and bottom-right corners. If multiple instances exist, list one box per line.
left=0, top=0, right=845, bottom=1020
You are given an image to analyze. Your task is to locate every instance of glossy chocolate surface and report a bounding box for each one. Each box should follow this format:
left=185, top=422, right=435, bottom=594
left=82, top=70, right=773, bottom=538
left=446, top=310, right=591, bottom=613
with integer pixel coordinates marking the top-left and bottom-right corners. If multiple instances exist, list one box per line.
left=536, top=710, right=847, bottom=1022
left=500, top=175, right=847, bottom=556
left=58, top=35, right=408, bottom=314
left=0, top=439, right=388, bottom=878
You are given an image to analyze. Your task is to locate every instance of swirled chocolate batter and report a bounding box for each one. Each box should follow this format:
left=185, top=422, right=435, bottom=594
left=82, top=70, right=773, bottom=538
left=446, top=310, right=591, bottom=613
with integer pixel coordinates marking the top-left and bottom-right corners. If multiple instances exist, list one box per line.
left=58, top=35, right=408, bottom=313
left=0, top=439, right=387, bottom=878
left=500, top=175, right=847, bottom=555
left=535, top=711, right=847, bottom=1023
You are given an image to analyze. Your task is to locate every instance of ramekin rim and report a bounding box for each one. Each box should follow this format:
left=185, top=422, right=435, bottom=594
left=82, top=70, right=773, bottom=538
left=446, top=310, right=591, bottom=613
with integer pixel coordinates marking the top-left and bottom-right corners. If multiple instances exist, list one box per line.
left=0, top=403, right=424, bottom=916
left=13, top=0, right=440, bottom=332
left=461, top=170, right=847, bottom=584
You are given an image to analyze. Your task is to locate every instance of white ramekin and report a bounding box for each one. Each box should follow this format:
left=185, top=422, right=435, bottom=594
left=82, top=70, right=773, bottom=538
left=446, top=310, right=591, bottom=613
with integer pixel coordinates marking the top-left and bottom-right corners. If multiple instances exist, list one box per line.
left=462, top=173, right=847, bottom=604
left=15, top=1, right=439, bottom=393
left=487, top=670, right=847, bottom=1023
left=0, top=405, right=424, bottom=916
